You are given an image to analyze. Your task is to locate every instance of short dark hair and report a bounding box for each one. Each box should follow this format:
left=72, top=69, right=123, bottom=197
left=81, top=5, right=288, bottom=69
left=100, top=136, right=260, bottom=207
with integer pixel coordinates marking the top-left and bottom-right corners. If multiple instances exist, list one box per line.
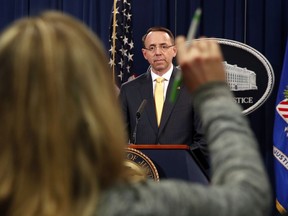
left=142, top=26, right=175, bottom=48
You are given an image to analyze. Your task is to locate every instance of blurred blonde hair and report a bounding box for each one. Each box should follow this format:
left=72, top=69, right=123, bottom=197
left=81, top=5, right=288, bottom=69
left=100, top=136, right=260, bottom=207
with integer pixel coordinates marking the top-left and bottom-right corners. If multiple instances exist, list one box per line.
left=0, top=11, right=127, bottom=216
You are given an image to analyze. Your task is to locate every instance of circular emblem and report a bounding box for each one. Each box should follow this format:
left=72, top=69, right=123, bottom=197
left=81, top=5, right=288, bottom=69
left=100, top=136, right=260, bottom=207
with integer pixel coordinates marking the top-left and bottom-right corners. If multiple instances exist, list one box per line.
left=188, top=38, right=275, bottom=115
left=125, top=147, right=159, bottom=181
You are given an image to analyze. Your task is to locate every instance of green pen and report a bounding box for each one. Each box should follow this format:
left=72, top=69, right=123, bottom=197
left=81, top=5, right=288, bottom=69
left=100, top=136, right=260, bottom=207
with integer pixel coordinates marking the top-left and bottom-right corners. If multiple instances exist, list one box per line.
left=169, top=8, right=202, bottom=103
left=169, top=69, right=182, bottom=102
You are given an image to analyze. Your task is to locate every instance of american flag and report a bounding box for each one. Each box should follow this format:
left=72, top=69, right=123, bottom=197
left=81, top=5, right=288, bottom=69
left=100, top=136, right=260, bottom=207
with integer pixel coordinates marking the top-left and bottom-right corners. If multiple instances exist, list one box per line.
left=109, top=0, right=134, bottom=88
left=277, top=100, right=288, bottom=123
left=273, top=38, right=288, bottom=215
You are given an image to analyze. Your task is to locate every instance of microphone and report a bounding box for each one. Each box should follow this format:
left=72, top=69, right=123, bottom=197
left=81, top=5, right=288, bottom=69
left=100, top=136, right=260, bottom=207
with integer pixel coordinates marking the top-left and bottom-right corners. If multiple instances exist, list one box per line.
left=136, top=99, right=147, bottom=119
left=131, top=99, right=147, bottom=144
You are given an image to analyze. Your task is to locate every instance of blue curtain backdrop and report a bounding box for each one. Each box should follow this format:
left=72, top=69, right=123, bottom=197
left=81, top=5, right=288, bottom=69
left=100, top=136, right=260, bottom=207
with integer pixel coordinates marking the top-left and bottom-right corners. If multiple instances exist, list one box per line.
left=0, top=0, right=288, bottom=214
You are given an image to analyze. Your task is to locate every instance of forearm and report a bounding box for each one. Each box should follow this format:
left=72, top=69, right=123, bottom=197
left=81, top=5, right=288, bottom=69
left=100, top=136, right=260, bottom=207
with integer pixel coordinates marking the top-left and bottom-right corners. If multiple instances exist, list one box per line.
left=193, top=82, right=272, bottom=215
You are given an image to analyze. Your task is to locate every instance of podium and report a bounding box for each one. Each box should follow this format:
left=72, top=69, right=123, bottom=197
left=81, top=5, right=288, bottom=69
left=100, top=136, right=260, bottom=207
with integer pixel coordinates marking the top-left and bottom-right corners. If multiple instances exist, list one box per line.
left=129, top=144, right=209, bottom=185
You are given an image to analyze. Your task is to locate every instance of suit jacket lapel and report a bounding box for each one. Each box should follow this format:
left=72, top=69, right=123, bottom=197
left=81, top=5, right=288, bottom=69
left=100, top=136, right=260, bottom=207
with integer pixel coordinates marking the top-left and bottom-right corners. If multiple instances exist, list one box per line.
left=139, top=72, right=158, bottom=133
left=159, top=67, right=182, bottom=134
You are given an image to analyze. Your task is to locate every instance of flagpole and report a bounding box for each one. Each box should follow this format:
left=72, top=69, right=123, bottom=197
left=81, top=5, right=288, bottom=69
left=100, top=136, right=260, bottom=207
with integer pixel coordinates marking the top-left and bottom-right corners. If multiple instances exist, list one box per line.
left=112, top=0, right=117, bottom=82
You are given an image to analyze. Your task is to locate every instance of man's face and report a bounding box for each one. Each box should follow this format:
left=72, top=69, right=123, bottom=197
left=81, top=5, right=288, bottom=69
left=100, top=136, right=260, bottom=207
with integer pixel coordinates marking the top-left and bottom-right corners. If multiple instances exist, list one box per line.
left=142, top=31, right=177, bottom=75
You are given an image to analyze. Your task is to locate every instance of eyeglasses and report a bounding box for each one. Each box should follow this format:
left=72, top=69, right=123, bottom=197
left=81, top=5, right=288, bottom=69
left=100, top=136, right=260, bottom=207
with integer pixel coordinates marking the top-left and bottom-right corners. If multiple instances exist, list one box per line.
left=144, top=44, right=174, bottom=53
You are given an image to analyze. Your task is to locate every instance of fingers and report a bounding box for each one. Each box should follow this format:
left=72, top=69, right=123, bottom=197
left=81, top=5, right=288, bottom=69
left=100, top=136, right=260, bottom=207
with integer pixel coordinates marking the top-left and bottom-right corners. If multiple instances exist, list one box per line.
left=175, top=36, right=188, bottom=65
left=209, top=38, right=223, bottom=61
left=176, top=36, right=200, bottom=68
left=175, top=36, right=226, bottom=92
left=191, top=39, right=225, bottom=81
left=192, top=39, right=216, bottom=60
left=176, top=37, right=223, bottom=66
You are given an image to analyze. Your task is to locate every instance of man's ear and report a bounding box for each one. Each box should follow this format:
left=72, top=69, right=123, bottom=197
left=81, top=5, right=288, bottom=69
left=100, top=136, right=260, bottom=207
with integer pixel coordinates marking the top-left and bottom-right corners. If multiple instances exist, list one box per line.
left=142, top=49, right=148, bottom=60
left=172, top=46, right=177, bottom=57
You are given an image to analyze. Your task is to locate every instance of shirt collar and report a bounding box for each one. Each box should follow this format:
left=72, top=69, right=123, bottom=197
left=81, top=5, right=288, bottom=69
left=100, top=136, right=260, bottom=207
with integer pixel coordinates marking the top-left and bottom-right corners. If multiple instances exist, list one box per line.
left=151, top=64, right=173, bottom=82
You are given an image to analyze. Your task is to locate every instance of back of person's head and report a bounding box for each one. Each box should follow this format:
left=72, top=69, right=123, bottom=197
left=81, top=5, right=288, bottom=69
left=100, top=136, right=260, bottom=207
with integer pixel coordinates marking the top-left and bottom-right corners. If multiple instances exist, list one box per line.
left=0, top=10, right=127, bottom=216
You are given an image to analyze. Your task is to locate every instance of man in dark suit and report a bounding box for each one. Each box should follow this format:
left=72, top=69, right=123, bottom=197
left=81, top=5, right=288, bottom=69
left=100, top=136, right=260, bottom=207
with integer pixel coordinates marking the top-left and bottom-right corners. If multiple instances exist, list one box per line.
left=119, top=26, right=209, bottom=172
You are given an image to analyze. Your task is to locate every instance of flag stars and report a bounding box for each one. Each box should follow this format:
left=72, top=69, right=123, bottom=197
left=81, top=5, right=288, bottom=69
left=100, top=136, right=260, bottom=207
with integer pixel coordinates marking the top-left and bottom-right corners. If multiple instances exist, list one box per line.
left=113, top=7, right=119, bottom=15
left=126, top=13, right=132, bottom=21
left=127, top=53, right=134, bottom=61
left=118, top=71, right=123, bottom=81
left=118, top=58, right=124, bottom=68
left=126, top=65, right=131, bottom=73
left=109, top=58, right=115, bottom=67
left=113, top=21, right=119, bottom=29
left=109, top=45, right=116, bottom=53
left=124, top=24, right=130, bottom=32
left=119, top=47, right=127, bottom=56
left=109, top=0, right=134, bottom=86
left=128, top=41, right=134, bottom=49
left=111, top=32, right=118, bottom=40
left=123, top=36, right=128, bottom=44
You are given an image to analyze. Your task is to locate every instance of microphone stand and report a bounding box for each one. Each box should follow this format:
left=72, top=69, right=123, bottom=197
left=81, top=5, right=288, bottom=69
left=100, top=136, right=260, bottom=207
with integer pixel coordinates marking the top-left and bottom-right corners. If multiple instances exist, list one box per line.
left=131, top=99, right=147, bottom=144
left=131, top=115, right=140, bottom=144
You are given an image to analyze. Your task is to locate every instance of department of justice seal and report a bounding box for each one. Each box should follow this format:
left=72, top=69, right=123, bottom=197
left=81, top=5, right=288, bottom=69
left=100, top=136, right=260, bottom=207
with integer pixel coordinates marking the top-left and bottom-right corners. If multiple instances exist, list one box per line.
left=218, top=38, right=274, bottom=115
left=187, top=38, right=274, bottom=115
left=125, top=147, right=159, bottom=181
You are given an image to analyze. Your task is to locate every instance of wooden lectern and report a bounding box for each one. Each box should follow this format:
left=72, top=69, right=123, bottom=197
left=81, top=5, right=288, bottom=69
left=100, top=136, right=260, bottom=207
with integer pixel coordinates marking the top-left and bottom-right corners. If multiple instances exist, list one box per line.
left=129, top=144, right=209, bottom=185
